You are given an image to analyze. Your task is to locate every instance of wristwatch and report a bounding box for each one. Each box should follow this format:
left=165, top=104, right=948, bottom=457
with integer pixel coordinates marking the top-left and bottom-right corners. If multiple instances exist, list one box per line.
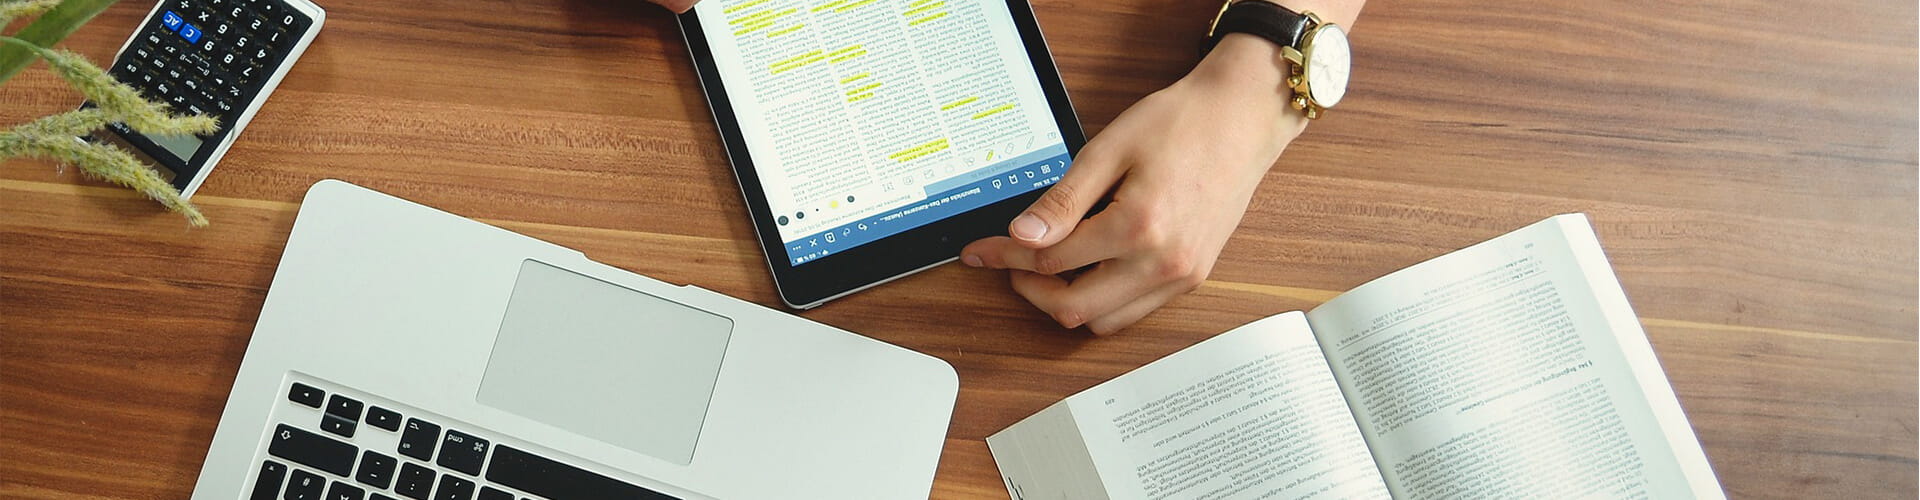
left=1204, top=0, right=1350, bottom=119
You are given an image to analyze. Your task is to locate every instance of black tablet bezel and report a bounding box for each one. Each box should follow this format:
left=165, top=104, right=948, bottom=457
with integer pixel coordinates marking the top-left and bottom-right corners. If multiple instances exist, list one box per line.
left=677, top=0, right=1086, bottom=308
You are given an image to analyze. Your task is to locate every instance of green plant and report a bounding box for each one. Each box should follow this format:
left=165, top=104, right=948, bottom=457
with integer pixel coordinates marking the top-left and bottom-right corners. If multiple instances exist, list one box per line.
left=1, top=0, right=218, bottom=226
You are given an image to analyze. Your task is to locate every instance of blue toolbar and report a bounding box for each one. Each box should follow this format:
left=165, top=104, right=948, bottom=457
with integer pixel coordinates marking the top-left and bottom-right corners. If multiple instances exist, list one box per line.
left=785, top=150, right=1072, bottom=266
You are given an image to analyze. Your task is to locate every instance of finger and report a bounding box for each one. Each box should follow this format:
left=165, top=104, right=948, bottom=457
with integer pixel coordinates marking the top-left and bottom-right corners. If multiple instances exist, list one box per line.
left=654, top=0, right=697, bottom=13
left=1084, top=283, right=1191, bottom=335
left=1009, top=262, right=1156, bottom=329
left=1009, top=149, right=1125, bottom=248
left=963, top=215, right=1127, bottom=274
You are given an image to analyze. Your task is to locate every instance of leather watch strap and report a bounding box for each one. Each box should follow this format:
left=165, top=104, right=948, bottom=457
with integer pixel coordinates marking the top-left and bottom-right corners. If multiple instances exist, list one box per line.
left=1202, top=0, right=1311, bottom=56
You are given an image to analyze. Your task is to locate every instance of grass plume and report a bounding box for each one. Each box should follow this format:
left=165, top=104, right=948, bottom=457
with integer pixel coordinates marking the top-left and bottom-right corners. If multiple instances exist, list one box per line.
left=1, top=30, right=218, bottom=226
left=0, top=0, right=64, bottom=23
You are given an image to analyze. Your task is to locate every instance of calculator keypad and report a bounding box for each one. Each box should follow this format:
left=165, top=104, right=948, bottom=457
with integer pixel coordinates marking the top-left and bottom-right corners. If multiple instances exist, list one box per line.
left=107, top=0, right=313, bottom=142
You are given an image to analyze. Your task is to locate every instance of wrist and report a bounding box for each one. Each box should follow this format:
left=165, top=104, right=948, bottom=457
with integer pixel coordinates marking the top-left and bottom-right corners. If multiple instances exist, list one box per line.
left=1184, top=33, right=1309, bottom=158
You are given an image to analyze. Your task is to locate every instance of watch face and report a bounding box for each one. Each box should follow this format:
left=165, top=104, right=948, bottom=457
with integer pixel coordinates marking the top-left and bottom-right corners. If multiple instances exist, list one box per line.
left=1303, top=24, right=1351, bottom=107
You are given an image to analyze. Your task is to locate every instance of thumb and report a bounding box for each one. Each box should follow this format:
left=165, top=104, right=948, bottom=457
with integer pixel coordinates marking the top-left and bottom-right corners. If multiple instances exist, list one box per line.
left=656, top=0, right=698, bottom=13
left=1010, top=152, right=1121, bottom=248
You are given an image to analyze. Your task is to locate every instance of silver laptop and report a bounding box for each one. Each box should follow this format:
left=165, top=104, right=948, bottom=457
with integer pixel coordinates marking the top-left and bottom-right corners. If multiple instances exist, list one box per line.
left=189, top=180, right=959, bottom=499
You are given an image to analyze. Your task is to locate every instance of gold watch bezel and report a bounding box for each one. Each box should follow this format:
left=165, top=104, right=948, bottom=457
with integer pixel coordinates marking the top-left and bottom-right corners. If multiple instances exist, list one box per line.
left=1287, top=12, right=1332, bottom=119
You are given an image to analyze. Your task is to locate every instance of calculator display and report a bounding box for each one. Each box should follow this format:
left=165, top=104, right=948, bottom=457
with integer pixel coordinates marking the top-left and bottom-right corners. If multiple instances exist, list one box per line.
left=150, top=133, right=203, bottom=161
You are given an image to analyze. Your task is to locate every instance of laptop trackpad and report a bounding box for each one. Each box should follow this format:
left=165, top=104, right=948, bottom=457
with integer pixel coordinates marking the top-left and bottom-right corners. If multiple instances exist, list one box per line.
left=478, top=260, right=732, bottom=466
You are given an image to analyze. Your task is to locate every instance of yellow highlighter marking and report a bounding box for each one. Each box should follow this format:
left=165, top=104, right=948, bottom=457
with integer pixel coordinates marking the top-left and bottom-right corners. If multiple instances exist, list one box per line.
left=767, top=24, right=805, bottom=37
left=940, top=96, right=978, bottom=110
left=827, top=44, right=868, bottom=63
left=970, top=103, right=1015, bottom=120
left=724, top=0, right=769, bottom=14
left=770, top=50, right=827, bottom=74
left=886, top=137, right=952, bottom=162
left=834, top=0, right=879, bottom=12
left=907, top=12, right=947, bottom=26
left=902, top=1, right=945, bottom=17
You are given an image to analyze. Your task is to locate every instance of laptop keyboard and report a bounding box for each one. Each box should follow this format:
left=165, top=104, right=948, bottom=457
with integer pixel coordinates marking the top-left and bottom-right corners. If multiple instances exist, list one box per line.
left=249, top=378, right=681, bottom=500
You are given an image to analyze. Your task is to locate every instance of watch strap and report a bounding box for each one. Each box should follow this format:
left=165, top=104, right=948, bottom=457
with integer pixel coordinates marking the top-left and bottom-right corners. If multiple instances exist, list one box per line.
left=1203, top=0, right=1311, bottom=56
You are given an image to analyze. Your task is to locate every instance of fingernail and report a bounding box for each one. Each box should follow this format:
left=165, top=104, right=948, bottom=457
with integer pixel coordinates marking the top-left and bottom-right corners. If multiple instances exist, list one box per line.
left=1010, top=214, right=1048, bottom=241
left=963, top=254, right=983, bottom=267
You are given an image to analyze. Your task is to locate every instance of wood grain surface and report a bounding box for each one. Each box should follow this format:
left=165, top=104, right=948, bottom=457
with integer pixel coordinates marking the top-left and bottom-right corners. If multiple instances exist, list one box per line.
left=3, top=0, right=1915, bottom=498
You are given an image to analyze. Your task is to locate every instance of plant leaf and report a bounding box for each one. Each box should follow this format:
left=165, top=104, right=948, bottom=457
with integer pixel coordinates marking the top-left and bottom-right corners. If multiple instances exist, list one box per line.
left=0, top=0, right=118, bottom=85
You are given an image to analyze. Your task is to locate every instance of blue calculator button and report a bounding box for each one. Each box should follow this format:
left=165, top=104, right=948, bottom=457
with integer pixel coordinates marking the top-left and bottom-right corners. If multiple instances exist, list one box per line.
left=178, top=24, right=202, bottom=43
left=161, top=11, right=184, bottom=31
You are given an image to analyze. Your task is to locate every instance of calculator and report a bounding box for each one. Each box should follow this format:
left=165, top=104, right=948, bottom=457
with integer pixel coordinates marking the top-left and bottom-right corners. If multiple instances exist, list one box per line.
left=92, top=0, right=324, bottom=198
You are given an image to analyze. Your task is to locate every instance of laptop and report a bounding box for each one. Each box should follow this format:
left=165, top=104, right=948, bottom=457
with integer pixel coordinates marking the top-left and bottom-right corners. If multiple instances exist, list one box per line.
left=189, top=180, right=960, bottom=499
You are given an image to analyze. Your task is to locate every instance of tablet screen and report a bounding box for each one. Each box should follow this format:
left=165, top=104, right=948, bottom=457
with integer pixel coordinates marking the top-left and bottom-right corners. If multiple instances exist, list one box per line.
left=692, top=0, right=1073, bottom=266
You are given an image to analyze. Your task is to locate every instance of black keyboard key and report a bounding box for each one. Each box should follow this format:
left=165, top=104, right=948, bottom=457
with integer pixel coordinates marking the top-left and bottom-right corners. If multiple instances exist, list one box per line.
left=487, top=445, right=679, bottom=500
left=436, top=430, right=488, bottom=476
left=327, top=482, right=365, bottom=500
left=197, top=88, right=222, bottom=110
left=394, top=463, right=435, bottom=500
left=320, top=414, right=357, bottom=439
left=371, top=495, right=398, bottom=500
left=285, top=469, right=325, bottom=500
left=326, top=395, right=364, bottom=420
left=398, top=418, right=439, bottom=461
left=268, top=424, right=356, bottom=477
left=355, top=451, right=397, bottom=489
left=288, top=383, right=324, bottom=408
left=475, top=487, right=510, bottom=500
left=366, top=406, right=401, bottom=432
left=433, top=475, right=475, bottom=500
left=251, top=460, right=287, bottom=500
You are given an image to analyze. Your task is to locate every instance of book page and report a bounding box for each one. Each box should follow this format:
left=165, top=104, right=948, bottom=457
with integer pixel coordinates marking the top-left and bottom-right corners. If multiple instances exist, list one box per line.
left=1306, top=214, right=1722, bottom=499
left=989, top=312, right=1390, bottom=500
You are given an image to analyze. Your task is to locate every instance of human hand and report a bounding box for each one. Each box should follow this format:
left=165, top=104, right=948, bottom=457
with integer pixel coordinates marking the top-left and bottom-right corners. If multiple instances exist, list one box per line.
left=648, top=0, right=697, bottom=14
left=960, top=34, right=1311, bottom=334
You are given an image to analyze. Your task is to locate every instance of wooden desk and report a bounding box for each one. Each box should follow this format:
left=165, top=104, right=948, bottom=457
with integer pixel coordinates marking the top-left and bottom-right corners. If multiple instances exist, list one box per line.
left=2, top=0, right=1913, bottom=497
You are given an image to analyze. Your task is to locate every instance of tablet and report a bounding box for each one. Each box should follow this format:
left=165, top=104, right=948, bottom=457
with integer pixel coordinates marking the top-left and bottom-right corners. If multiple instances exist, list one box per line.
left=679, top=0, right=1086, bottom=308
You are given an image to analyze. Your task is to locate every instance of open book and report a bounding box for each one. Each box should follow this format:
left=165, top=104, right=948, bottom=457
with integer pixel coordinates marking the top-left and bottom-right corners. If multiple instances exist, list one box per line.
left=987, top=214, right=1723, bottom=500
